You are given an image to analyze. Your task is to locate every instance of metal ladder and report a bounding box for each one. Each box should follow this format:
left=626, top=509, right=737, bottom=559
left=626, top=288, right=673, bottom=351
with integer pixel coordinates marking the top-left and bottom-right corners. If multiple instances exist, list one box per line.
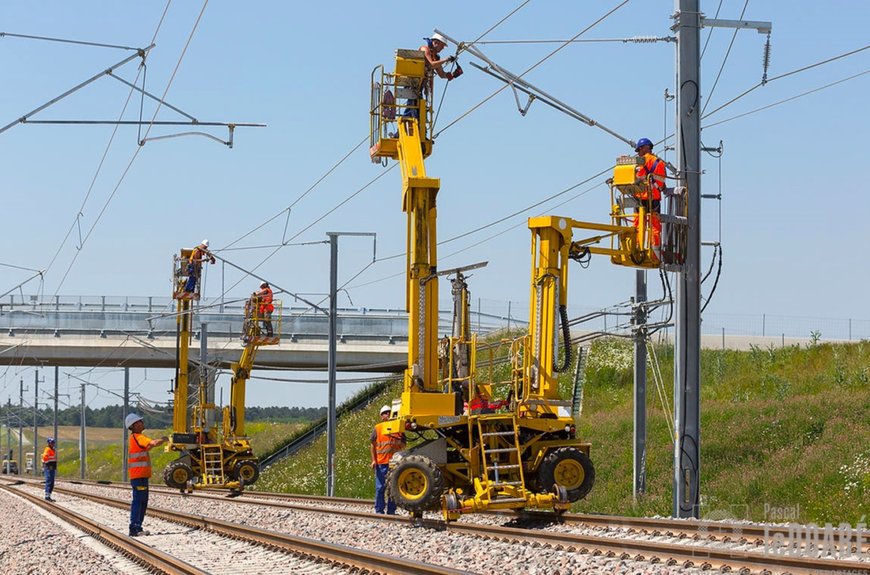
left=201, top=445, right=225, bottom=486
left=476, top=415, right=526, bottom=504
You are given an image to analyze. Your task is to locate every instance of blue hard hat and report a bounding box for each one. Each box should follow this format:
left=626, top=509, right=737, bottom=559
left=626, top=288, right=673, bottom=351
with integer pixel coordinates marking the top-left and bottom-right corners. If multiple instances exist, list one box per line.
left=635, top=137, right=653, bottom=151
left=46, top=437, right=55, bottom=444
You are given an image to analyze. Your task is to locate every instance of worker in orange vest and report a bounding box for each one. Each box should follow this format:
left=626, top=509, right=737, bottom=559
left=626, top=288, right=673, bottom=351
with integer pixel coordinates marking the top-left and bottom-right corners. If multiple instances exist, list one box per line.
left=42, top=437, right=57, bottom=502
left=634, top=137, right=667, bottom=259
left=253, top=282, right=275, bottom=337
left=183, top=239, right=216, bottom=293
left=370, top=405, right=406, bottom=514
left=468, top=390, right=509, bottom=415
left=125, top=413, right=168, bottom=537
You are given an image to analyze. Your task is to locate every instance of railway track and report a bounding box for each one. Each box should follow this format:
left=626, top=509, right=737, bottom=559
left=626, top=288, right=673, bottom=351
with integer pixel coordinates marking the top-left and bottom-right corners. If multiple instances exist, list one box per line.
left=0, top=483, right=206, bottom=575
left=5, top=480, right=472, bottom=575
left=25, top=478, right=870, bottom=575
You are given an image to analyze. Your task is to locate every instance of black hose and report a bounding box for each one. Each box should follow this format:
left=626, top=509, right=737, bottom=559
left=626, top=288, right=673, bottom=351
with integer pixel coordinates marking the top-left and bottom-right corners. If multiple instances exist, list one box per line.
left=553, top=305, right=572, bottom=373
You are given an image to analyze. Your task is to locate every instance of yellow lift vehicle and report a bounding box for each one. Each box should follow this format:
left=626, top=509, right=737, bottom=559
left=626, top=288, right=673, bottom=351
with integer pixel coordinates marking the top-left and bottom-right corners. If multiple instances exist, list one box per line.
left=370, top=49, right=591, bottom=519
left=370, top=47, right=686, bottom=520
left=164, top=249, right=282, bottom=492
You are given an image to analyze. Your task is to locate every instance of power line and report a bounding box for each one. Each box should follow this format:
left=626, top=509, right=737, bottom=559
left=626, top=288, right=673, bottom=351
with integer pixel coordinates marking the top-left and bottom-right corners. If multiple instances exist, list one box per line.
left=435, top=0, right=631, bottom=138
left=701, top=0, right=750, bottom=116
left=53, top=0, right=208, bottom=296
left=471, top=37, right=673, bottom=45
left=703, top=68, right=870, bottom=130
left=38, top=1, right=173, bottom=284
left=702, top=42, right=870, bottom=120
left=221, top=0, right=535, bottom=262
left=699, top=0, right=725, bottom=61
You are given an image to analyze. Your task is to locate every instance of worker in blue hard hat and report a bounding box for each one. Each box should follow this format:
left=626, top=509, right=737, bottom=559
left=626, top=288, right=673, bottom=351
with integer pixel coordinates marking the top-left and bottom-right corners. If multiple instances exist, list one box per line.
left=634, top=137, right=667, bottom=260
left=42, top=437, right=57, bottom=502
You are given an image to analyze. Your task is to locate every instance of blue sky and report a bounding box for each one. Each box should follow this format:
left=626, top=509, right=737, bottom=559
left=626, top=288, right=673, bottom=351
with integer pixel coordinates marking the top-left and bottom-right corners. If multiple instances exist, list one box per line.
left=1, top=1, right=868, bottom=409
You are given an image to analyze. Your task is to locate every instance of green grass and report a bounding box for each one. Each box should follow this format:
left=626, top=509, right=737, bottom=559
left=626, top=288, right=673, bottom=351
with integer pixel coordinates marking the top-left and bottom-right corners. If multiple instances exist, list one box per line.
left=255, top=380, right=404, bottom=497
left=260, top=338, right=870, bottom=524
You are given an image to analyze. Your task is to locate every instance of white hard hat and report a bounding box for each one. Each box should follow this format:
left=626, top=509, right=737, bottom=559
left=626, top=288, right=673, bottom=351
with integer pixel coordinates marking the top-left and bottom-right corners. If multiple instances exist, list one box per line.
left=431, top=33, right=448, bottom=46
left=125, top=413, right=143, bottom=429
left=201, top=239, right=209, bottom=248
left=379, top=405, right=391, bottom=414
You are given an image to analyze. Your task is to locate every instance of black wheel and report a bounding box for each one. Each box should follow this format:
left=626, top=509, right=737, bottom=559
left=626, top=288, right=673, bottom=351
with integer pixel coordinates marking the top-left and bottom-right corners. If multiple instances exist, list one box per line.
left=234, top=460, right=260, bottom=486
left=386, top=455, right=444, bottom=512
left=163, top=460, right=193, bottom=489
left=536, top=447, right=595, bottom=502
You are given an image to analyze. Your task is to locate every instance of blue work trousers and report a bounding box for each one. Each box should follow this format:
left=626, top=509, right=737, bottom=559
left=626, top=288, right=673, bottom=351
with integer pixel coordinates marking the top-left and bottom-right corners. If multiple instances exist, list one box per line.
left=374, top=463, right=396, bottom=515
left=183, top=263, right=199, bottom=293
left=44, top=466, right=56, bottom=496
left=130, top=478, right=150, bottom=533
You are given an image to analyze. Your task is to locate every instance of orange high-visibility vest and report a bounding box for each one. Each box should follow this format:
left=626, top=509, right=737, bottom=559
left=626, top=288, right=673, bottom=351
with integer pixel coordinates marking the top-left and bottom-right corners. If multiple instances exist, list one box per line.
left=42, top=446, right=56, bottom=464
left=373, top=422, right=404, bottom=465
left=257, top=287, right=274, bottom=314
left=636, top=152, right=666, bottom=201
left=128, top=433, right=152, bottom=479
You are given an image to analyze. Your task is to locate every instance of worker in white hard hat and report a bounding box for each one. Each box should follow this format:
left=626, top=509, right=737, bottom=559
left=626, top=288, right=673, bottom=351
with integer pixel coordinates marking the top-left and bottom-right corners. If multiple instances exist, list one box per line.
left=252, top=281, right=275, bottom=337
left=423, top=33, right=461, bottom=82
left=183, top=239, right=216, bottom=293
left=370, top=404, right=405, bottom=514
left=403, top=31, right=463, bottom=121
left=125, top=413, right=168, bottom=537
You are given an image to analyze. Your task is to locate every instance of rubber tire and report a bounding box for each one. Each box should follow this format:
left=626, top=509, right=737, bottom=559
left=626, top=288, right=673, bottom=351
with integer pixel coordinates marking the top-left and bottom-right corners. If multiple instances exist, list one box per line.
left=234, top=460, right=260, bottom=486
left=164, top=461, right=193, bottom=489
left=386, top=455, right=444, bottom=512
left=536, top=447, right=595, bottom=502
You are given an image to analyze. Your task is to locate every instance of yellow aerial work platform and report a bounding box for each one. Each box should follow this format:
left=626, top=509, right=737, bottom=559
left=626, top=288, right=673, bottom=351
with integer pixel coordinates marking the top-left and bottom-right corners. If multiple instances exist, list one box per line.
left=165, top=247, right=282, bottom=493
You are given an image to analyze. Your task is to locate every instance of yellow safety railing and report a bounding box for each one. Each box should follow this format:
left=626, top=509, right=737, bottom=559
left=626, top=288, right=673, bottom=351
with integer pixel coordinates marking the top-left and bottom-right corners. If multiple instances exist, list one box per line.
left=369, top=49, right=434, bottom=162
left=242, top=297, right=282, bottom=345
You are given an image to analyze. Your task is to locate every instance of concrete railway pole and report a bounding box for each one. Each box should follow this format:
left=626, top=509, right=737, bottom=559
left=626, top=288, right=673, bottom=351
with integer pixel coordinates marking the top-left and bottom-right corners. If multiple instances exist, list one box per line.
left=80, top=383, right=86, bottom=479
left=54, top=366, right=59, bottom=462
left=19, top=378, right=24, bottom=475
left=33, top=370, right=38, bottom=475
left=633, top=271, right=647, bottom=499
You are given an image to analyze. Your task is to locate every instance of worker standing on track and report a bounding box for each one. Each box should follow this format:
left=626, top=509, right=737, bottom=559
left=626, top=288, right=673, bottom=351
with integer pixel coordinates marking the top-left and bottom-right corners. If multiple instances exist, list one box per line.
left=370, top=405, right=406, bottom=514
left=126, top=413, right=168, bottom=537
left=633, top=138, right=666, bottom=260
left=184, top=239, right=216, bottom=293
left=42, top=437, right=57, bottom=502
left=253, top=281, right=274, bottom=337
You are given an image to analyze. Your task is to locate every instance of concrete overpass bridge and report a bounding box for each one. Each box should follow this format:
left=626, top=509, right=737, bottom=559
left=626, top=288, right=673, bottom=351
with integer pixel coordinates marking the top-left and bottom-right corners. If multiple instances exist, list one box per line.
left=0, top=295, right=518, bottom=371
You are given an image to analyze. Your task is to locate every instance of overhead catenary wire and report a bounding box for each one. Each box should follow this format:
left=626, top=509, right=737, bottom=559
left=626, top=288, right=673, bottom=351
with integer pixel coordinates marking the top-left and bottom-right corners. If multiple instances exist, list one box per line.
left=219, top=0, right=534, bottom=267
left=471, top=36, right=674, bottom=45
left=702, top=42, right=870, bottom=121
left=700, top=0, right=750, bottom=117
left=703, top=68, right=870, bottom=130
left=52, top=0, right=208, bottom=296
left=434, top=0, right=632, bottom=141
left=35, top=1, right=172, bottom=286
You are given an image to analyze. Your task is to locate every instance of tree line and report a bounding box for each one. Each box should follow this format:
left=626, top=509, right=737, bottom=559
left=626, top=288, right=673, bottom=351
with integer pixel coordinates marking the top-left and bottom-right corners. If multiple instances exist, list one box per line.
left=0, top=403, right=326, bottom=428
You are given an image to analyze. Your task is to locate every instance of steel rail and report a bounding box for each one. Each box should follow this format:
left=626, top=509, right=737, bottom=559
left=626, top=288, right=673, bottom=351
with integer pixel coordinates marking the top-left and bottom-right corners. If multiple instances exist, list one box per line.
left=44, top=479, right=870, bottom=574
left=0, top=483, right=206, bottom=575
left=36, top=484, right=471, bottom=575
left=51, top=477, right=870, bottom=554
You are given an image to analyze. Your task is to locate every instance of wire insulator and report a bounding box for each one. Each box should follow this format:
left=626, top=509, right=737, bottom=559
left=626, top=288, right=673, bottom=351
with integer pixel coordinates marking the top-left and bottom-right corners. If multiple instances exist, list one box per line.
left=625, top=36, right=664, bottom=44
left=761, top=32, right=772, bottom=85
